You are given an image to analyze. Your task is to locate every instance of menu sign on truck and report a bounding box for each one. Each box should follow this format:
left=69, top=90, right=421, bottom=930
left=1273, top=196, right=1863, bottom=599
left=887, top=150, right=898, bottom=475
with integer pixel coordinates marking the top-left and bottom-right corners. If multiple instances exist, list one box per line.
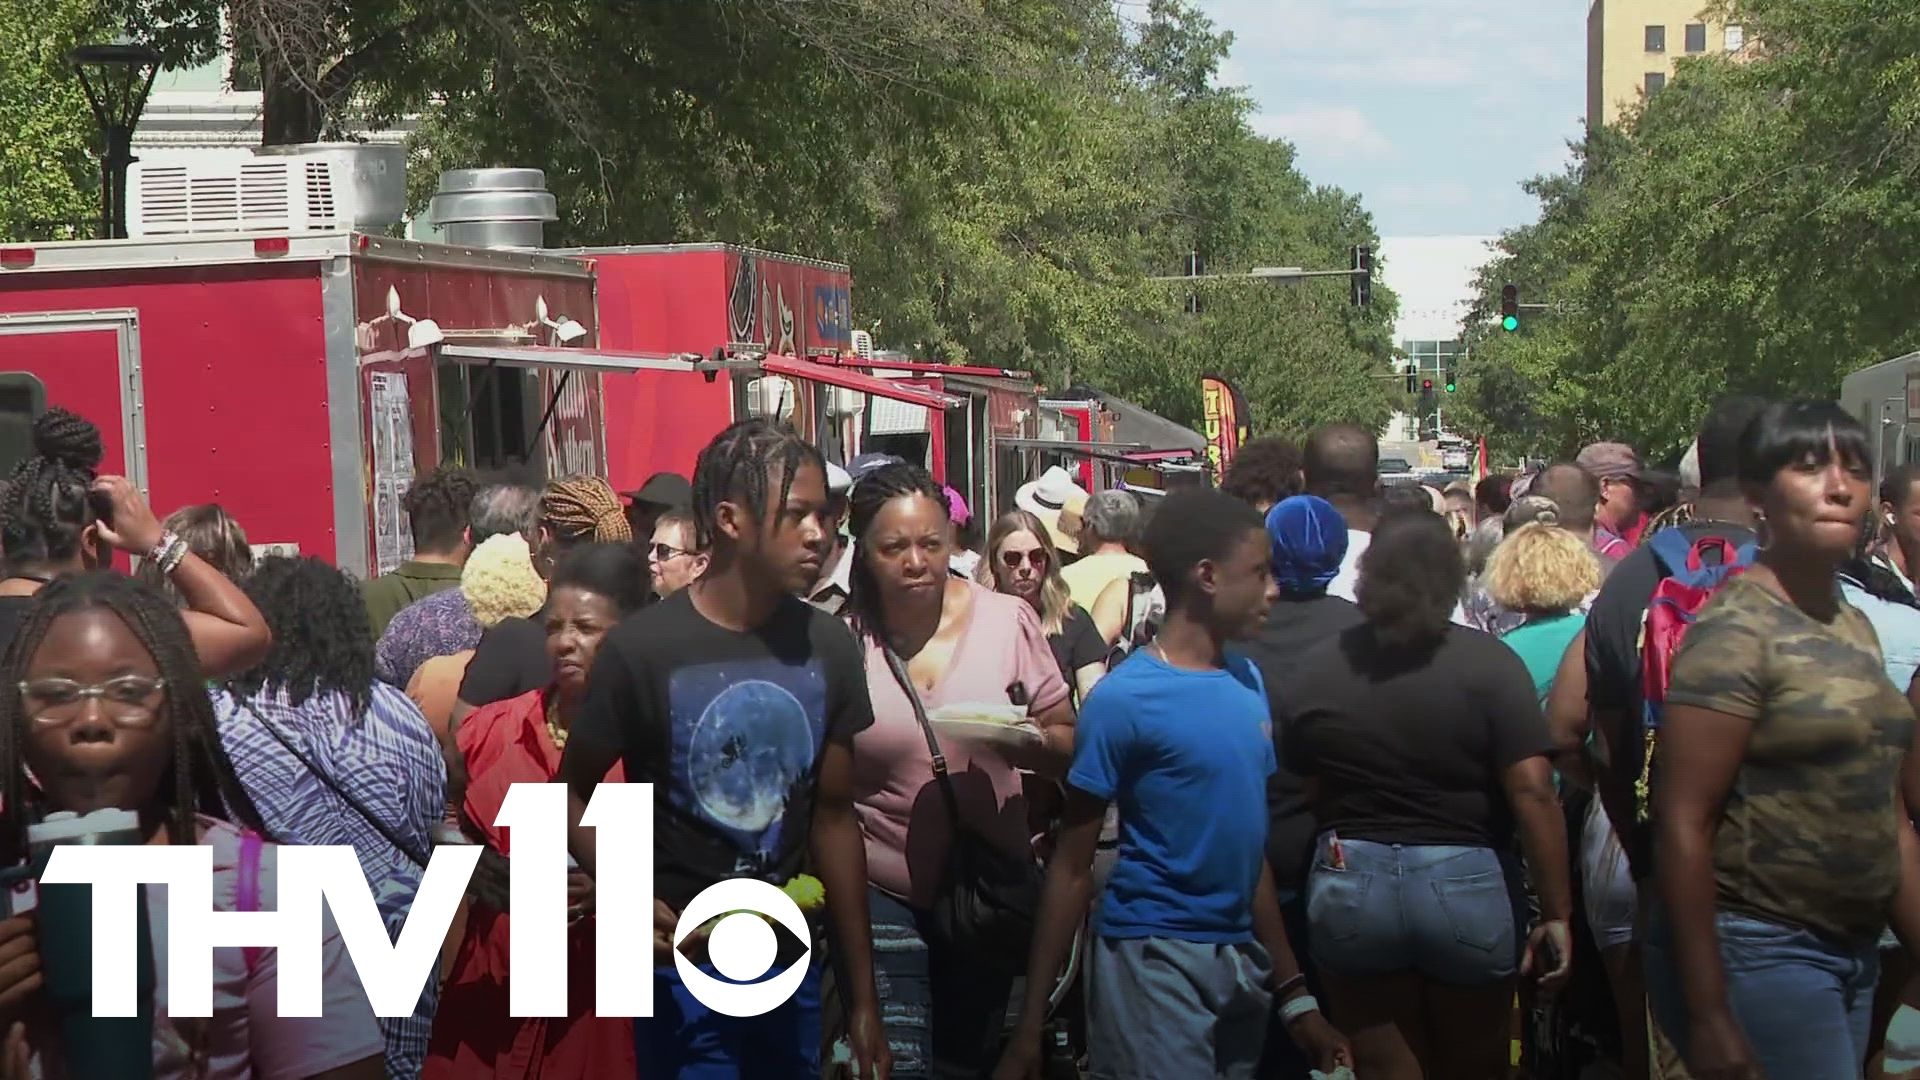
left=368, top=371, right=415, bottom=574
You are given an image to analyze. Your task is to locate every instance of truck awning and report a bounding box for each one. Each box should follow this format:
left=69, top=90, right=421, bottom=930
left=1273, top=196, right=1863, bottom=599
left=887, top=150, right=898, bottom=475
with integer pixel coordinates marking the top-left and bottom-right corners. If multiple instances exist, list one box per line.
left=438, top=344, right=756, bottom=375
left=758, top=355, right=965, bottom=410
left=996, top=438, right=1195, bottom=468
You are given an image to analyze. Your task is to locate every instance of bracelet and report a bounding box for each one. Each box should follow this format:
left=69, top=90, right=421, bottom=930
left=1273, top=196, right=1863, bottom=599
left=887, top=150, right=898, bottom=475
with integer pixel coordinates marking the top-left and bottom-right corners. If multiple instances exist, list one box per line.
left=1271, top=972, right=1307, bottom=1000
left=1280, top=994, right=1321, bottom=1025
left=161, top=536, right=190, bottom=575
left=149, top=531, right=187, bottom=575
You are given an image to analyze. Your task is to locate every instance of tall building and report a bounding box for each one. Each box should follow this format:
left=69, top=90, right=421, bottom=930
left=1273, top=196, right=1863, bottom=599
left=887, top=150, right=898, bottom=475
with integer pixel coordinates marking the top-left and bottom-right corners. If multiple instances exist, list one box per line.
left=1587, top=0, right=1749, bottom=128
left=1376, top=236, right=1498, bottom=448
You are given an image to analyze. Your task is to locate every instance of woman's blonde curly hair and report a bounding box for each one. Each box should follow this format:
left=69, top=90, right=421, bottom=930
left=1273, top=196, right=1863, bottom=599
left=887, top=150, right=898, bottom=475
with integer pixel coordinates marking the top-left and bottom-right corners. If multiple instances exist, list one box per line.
left=460, top=533, right=546, bottom=628
left=1482, top=521, right=1602, bottom=616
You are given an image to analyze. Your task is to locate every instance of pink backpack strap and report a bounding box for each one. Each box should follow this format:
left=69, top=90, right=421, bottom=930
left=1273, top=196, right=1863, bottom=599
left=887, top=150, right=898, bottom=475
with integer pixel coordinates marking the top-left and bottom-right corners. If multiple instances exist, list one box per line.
left=236, top=830, right=264, bottom=976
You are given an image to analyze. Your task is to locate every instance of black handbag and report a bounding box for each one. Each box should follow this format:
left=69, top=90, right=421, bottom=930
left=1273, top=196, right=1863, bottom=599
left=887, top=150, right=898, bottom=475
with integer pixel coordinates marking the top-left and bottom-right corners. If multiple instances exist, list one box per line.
left=879, top=645, right=1044, bottom=976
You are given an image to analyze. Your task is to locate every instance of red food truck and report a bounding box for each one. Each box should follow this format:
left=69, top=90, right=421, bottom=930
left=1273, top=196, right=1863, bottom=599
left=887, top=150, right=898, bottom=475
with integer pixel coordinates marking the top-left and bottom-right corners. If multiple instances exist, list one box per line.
left=0, top=230, right=740, bottom=577
left=0, top=229, right=982, bottom=576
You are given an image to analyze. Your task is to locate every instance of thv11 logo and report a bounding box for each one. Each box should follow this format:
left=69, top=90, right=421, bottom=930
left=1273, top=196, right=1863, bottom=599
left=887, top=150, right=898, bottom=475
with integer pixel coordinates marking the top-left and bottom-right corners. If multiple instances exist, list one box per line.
left=41, top=783, right=810, bottom=1019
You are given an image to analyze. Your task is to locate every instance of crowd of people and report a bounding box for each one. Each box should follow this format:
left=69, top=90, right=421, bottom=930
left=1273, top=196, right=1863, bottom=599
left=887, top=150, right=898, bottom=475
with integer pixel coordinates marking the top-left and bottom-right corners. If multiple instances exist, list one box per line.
left=0, top=393, right=1911, bottom=1080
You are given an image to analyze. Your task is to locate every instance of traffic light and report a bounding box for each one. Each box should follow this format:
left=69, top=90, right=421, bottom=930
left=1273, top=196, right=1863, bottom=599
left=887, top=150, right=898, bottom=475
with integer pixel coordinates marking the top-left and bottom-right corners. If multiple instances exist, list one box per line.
left=1351, top=245, right=1373, bottom=307
left=1423, top=378, right=1433, bottom=391
left=1501, top=284, right=1519, bottom=332
left=1445, top=379, right=1456, bottom=393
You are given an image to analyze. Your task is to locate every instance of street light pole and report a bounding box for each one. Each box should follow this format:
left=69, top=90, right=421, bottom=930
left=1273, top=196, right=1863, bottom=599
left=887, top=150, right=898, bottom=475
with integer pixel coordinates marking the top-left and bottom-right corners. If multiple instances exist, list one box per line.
left=70, top=37, right=161, bottom=240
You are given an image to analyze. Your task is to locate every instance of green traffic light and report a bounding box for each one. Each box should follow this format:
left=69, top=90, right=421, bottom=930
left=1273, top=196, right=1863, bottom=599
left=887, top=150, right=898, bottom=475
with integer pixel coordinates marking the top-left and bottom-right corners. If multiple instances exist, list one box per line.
left=1502, top=315, right=1519, bottom=331
left=1445, top=382, right=1456, bottom=393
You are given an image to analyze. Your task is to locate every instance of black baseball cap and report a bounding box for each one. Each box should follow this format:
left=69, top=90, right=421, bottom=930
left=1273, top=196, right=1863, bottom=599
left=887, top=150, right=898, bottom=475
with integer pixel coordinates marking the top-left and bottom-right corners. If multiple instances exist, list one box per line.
left=626, top=472, right=691, bottom=509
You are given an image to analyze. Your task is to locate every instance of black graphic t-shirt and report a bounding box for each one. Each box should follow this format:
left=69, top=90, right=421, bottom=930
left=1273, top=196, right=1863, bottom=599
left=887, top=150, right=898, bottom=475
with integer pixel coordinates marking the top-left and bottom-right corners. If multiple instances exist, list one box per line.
left=565, top=588, right=874, bottom=909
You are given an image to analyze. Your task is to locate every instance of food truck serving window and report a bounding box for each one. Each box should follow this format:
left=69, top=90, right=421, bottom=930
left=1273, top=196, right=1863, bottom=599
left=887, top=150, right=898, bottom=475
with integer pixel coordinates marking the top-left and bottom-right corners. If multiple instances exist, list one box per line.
left=0, top=373, right=48, bottom=477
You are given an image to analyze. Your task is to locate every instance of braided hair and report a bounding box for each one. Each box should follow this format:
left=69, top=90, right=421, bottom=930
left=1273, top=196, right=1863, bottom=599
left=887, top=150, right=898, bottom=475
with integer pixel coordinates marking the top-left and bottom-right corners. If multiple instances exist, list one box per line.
left=223, top=556, right=377, bottom=715
left=845, top=461, right=949, bottom=641
left=542, top=476, right=633, bottom=546
left=689, top=419, right=824, bottom=550
left=0, top=407, right=104, bottom=569
left=0, top=572, right=272, bottom=865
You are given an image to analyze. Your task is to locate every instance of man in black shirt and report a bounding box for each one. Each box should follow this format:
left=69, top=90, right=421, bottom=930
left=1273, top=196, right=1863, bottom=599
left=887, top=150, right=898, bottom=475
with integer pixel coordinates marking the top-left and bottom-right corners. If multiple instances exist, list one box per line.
left=1573, top=396, right=1766, bottom=1080
left=558, top=419, right=887, bottom=1080
left=1581, top=397, right=1767, bottom=881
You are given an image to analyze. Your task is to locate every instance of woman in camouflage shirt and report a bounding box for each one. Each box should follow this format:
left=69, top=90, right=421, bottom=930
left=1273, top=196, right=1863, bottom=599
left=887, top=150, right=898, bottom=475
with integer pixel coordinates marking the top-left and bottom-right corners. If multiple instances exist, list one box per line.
left=1647, top=401, right=1920, bottom=1080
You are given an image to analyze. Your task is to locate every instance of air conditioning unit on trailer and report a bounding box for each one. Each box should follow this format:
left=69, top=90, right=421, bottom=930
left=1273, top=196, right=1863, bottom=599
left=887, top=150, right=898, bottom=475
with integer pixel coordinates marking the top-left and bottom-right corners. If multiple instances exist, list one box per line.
left=127, top=143, right=406, bottom=238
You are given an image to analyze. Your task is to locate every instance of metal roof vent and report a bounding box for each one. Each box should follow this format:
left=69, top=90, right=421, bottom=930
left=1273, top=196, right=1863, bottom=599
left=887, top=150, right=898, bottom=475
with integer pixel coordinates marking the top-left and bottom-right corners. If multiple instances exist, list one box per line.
left=426, top=168, right=558, bottom=250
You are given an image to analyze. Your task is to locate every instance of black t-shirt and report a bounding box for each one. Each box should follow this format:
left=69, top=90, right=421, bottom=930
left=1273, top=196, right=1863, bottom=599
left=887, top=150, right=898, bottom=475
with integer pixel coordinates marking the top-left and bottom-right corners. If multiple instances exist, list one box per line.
left=563, top=588, right=874, bottom=909
left=1584, top=521, right=1757, bottom=879
left=1279, top=623, right=1550, bottom=849
left=1049, top=605, right=1107, bottom=691
left=1241, top=595, right=1366, bottom=891
left=457, top=614, right=552, bottom=708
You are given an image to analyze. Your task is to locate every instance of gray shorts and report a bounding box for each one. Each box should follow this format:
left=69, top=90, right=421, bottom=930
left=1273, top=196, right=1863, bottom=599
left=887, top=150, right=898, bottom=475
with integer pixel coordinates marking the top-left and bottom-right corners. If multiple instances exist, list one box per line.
left=1087, top=936, right=1273, bottom=1080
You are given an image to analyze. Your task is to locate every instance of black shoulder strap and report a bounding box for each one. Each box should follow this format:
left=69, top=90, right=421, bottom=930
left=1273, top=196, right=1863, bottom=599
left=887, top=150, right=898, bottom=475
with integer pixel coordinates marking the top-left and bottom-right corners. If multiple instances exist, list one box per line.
left=234, top=696, right=432, bottom=869
left=877, top=644, right=965, bottom=829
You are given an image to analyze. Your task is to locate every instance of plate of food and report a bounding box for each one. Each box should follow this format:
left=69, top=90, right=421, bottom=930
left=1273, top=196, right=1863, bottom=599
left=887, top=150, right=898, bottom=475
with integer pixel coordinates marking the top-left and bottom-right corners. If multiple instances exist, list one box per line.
left=929, top=703, right=1042, bottom=749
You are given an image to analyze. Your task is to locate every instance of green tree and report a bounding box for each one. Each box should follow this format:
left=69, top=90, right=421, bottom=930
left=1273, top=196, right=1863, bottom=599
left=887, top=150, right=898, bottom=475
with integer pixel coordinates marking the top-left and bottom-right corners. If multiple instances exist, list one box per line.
left=0, top=0, right=105, bottom=240
left=1457, top=0, right=1920, bottom=460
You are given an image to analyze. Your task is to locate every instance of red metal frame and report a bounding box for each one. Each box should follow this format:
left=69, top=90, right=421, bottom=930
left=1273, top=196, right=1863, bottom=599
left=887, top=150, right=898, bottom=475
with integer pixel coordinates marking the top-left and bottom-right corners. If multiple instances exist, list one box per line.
left=811, top=355, right=1033, bottom=381
left=759, top=354, right=966, bottom=410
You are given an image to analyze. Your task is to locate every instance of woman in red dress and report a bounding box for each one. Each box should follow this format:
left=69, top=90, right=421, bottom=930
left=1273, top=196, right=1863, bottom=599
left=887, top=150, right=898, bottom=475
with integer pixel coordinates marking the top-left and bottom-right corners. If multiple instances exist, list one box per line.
left=425, top=543, right=646, bottom=1080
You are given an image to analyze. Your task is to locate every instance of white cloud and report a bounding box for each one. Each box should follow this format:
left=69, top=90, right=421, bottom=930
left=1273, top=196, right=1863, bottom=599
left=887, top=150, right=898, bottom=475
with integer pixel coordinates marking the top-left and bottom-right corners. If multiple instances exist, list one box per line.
left=1249, top=107, right=1392, bottom=162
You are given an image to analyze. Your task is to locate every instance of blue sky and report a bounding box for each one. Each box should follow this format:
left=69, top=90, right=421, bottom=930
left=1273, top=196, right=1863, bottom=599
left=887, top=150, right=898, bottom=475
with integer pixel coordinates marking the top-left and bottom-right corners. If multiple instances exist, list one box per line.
left=1185, top=0, right=1590, bottom=238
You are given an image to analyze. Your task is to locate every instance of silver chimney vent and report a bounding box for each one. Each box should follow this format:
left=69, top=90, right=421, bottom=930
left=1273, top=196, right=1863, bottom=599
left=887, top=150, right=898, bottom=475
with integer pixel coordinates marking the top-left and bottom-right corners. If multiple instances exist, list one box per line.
left=426, top=168, right=558, bottom=250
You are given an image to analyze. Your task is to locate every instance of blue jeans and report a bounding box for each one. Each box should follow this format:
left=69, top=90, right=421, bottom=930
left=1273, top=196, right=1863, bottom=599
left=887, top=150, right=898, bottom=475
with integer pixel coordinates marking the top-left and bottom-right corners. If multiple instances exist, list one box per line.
left=1644, top=907, right=1879, bottom=1080
left=863, top=887, right=1020, bottom=1080
left=635, top=960, right=823, bottom=1080
left=1305, top=834, right=1523, bottom=988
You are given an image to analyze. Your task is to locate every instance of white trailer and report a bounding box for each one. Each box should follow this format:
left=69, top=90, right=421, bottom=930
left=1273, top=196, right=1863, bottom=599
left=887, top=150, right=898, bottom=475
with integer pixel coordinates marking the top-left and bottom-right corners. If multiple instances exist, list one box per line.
left=1841, top=350, right=1920, bottom=491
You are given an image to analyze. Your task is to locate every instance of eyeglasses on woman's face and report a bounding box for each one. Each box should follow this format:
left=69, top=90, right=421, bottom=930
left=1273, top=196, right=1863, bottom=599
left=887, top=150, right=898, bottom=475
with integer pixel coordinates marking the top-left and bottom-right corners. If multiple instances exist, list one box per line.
left=19, top=675, right=167, bottom=727
left=649, top=542, right=691, bottom=564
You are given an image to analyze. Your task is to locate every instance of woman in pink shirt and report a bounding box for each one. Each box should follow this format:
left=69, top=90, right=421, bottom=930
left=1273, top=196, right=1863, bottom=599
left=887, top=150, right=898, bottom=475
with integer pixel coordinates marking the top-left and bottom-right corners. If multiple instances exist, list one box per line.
left=0, top=571, right=384, bottom=1080
left=836, top=462, right=1074, bottom=1079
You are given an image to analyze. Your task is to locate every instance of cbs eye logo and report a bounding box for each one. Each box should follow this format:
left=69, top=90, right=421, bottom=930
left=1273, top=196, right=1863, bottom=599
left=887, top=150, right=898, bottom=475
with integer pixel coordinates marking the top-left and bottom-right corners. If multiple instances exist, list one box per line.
left=674, top=878, right=812, bottom=1017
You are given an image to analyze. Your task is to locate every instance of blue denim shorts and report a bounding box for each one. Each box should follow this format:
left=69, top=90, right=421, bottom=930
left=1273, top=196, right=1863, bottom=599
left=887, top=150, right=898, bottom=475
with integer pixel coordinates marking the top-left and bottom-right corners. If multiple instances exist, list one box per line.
left=1305, top=833, right=1522, bottom=988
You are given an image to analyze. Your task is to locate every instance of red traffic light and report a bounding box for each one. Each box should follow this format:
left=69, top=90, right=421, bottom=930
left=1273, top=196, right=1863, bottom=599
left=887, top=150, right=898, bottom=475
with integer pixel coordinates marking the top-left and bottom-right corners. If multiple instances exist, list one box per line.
left=1422, top=379, right=1434, bottom=390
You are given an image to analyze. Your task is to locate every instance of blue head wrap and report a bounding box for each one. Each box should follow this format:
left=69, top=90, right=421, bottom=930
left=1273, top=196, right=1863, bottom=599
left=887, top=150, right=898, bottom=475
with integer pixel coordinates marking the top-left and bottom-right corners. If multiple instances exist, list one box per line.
left=1265, top=495, right=1349, bottom=597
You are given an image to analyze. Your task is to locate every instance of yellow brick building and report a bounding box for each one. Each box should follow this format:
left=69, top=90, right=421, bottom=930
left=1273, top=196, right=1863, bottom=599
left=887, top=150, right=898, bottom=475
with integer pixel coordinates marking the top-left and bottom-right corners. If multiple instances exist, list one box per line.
left=1586, top=0, right=1750, bottom=128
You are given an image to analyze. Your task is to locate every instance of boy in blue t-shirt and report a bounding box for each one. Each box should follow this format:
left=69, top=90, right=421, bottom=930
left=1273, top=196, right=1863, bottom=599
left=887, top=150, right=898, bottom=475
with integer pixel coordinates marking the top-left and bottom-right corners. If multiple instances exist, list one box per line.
left=996, top=489, right=1351, bottom=1080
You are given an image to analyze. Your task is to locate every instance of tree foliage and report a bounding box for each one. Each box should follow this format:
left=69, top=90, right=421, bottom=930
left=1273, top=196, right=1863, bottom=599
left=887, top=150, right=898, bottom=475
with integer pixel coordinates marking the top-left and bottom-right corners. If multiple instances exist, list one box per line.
left=2, top=0, right=1400, bottom=436
left=0, top=0, right=106, bottom=241
left=1453, top=0, right=1920, bottom=461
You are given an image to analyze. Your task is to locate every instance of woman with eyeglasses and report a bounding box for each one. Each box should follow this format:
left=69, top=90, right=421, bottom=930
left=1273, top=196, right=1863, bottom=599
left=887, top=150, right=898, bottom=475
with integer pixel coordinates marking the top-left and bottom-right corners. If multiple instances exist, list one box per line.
left=646, top=507, right=708, bottom=600
left=0, top=572, right=383, bottom=1079
left=425, top=544, right=646, bottom=1080
left=980, top=509, right=1107, bottom=704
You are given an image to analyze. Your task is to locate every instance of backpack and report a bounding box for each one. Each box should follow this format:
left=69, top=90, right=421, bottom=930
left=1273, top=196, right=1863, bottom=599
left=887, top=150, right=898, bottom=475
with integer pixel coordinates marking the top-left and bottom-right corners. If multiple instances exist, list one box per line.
left=1633, top=529, right=1758, bottom=824
left=1105, top=572, right=1163, bottom=669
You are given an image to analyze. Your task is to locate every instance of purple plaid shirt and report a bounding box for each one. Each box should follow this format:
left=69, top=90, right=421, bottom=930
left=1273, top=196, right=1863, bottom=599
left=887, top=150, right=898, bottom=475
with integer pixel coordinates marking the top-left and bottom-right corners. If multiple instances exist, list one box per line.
left=212, top=682, right=445, bottom=1078
left=375, top=587, right=482, bottom=687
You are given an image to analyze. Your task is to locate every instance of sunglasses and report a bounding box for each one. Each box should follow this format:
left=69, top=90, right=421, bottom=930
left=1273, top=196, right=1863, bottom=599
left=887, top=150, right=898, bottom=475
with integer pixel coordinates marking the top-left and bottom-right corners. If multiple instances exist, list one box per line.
left=999, top=549, right=1050, bottom=570
left=649, top=542, right=691, bottom=563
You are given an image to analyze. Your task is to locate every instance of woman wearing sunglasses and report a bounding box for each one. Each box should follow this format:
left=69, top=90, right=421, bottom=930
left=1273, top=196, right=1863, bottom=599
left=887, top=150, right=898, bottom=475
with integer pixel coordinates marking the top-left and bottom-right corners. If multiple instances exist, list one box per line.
left=645, top=508, right=708, bottom=600
left=980, top=509, right=1108, bottom=705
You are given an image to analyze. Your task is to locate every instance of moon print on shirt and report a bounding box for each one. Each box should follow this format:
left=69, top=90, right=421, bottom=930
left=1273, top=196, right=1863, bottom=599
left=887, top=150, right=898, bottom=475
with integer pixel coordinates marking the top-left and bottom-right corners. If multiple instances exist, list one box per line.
left=671, top=657, right=829, bottom=868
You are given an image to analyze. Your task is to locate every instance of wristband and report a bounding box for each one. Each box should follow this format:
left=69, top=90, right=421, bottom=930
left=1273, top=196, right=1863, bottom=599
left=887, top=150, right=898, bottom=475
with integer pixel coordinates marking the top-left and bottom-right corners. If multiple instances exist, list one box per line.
left=1271, top=972, right=1307, bottom=1000
left=1280, top=994, right=1321, bottom=1024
